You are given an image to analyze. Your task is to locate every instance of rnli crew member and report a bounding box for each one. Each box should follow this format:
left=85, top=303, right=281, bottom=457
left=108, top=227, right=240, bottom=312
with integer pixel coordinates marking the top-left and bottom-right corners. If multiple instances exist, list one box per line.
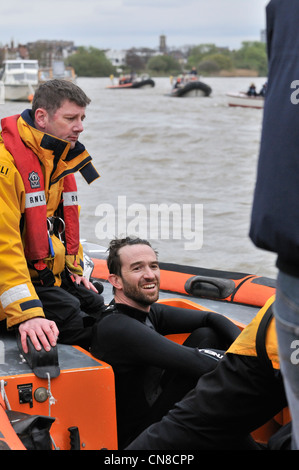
left=0, top=79, right=104, bottom=355
left=91, top=236, right=240, bottom=448
left=250, top=0, right=299, bottom=450
left=126, top=296, right=288, bottom=450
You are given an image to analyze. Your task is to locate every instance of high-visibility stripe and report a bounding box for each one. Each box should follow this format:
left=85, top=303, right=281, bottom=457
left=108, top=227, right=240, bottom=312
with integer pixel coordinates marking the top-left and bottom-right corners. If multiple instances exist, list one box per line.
left=63, top=191, right=78, bottom=206
left=25, top=191, right=46, bottom=208
left=0, top=284, right=31, bottom=309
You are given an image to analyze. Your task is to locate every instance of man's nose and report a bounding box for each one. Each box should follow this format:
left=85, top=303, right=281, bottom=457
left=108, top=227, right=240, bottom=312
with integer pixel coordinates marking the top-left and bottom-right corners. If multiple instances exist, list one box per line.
left=74, top=119, right=84, bottom=132
left=143, top=266, right=156, bottom=278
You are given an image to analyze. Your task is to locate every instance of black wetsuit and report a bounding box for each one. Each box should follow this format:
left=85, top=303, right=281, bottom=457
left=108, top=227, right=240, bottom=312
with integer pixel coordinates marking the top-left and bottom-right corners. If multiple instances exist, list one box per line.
left=91, top=302, right=240, bottom=448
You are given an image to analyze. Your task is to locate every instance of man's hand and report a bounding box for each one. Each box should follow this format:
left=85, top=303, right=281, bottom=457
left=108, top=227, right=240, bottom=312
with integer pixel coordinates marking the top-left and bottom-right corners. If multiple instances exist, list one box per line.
left=72, top=273, right=99, bottom=292
left=19, top=317, right=59, bottom=353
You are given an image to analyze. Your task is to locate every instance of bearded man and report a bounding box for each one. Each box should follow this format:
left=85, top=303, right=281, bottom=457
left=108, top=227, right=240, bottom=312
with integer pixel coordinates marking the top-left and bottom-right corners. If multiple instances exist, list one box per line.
left=91, top=236, right=240, bottom=448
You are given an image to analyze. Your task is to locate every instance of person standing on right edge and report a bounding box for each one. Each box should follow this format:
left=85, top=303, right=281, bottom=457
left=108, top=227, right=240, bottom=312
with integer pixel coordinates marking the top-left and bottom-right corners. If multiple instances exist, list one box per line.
left=250, top=0, right=299, bottom=450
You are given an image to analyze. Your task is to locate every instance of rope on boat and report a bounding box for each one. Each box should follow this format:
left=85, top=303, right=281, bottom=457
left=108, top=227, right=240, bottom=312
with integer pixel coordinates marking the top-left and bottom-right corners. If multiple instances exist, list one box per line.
left=46, top=372, right=59, bottom=450
left=46, top=372, right=56, bottom=416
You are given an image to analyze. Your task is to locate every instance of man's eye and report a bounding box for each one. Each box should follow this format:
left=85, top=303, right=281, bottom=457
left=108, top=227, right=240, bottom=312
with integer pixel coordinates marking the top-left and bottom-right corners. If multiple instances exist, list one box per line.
left=132, top=266, right=141, bottom=271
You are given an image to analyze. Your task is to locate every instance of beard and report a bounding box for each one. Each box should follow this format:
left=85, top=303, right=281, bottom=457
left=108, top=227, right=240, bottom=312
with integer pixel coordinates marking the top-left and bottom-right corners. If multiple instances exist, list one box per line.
left=121, top=278, right=159, bottom=307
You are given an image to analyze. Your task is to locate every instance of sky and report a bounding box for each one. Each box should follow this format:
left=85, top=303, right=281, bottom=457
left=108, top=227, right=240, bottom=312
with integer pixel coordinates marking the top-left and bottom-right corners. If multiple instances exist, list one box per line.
left=2, top=0, right=269, bottom=51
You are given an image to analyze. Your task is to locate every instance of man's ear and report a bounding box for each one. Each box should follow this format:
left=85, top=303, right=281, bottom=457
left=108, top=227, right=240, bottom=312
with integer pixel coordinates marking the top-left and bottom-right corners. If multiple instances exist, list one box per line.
left=108, top=273, right=123, bottom=290
left=34, top=108, right=48, bottom=130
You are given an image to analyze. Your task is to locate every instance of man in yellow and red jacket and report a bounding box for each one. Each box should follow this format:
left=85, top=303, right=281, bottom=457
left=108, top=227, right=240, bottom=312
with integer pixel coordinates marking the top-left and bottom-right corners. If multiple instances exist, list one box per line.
left=0, top=79, right=103, bottom=353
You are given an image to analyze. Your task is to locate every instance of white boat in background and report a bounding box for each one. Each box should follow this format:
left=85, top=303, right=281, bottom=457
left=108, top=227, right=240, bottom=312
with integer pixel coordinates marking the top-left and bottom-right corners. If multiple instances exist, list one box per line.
left=226, top=92, right=264, bottom=109
left=0, top=60, right=39, bottom=101
left=38, top=60, right=77, bottom=84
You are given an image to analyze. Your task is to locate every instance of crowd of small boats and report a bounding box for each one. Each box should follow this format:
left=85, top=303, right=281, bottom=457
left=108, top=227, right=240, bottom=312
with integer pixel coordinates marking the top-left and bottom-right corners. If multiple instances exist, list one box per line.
left=0, top=59, right=267, bottom=108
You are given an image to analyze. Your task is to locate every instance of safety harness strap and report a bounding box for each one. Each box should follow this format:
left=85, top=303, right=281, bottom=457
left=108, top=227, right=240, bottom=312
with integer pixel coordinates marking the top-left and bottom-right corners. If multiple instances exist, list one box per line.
left=255, top=304, right=273, bottom=369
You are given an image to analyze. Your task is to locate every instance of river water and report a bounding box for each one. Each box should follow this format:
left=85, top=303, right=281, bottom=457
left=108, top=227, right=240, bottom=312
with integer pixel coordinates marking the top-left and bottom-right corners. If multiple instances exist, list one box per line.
left=0, top=76, right=278, bottom=279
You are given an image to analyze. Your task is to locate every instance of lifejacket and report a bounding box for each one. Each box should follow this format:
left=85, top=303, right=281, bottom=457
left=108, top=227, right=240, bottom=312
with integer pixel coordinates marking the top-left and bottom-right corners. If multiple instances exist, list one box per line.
left=227, top=296, right=279, bottom=369
left=1, top=114, right=93, bottom=284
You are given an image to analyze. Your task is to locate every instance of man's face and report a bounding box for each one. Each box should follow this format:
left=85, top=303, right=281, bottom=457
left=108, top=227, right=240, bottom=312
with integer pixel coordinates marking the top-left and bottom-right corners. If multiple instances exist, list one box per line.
left=116, top=244, right=160, bottom=309
left=37, top=99, right=86, bottom=149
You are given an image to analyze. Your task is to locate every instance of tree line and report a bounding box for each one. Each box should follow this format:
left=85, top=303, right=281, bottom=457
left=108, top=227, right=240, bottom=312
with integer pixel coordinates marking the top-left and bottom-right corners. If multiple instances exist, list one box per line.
left=28, top=41, right=267, bottom=78
left=146, top=42, right=267, bottom=77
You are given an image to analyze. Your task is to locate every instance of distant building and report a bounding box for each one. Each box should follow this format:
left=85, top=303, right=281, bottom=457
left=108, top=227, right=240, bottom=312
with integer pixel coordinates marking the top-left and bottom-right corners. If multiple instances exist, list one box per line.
left=104, top=49, right=127, bottom=68
left=0, top=34, right=194, bottom=71
left=105, top=47, right=160, bottom=71
left=27, top=40, right=76, bottom=67
left=260, top=29, right=266, bottom=43
left=0, top=39, right=76, bottom=67
left=0, top=40, right=30, bottom=61
left=159, top=35, right=167, bottom=53
left=168, top=49, right=187, bottom=66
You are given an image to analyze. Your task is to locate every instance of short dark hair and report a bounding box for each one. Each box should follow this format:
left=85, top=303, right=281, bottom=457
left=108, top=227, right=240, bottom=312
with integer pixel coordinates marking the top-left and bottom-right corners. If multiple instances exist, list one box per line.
left=32, top=79, right=91, bottom=116
left=107, top=237, right=158, bottom=276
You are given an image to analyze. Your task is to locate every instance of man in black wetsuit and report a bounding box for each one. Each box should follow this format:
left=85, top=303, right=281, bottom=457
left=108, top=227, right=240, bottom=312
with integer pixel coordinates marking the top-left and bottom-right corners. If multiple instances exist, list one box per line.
left=91, top=237, right=240, bottom=448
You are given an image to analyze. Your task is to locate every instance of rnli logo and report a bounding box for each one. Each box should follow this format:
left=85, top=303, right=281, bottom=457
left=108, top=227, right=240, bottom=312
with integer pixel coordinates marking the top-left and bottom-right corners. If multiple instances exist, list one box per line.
left=28, top=171, right=40, bottom=189
left=0, top=165, right=10, bottom=177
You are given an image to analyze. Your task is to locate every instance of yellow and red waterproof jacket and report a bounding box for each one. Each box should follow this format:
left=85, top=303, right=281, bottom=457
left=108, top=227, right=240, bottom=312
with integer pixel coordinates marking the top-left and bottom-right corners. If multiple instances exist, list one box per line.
left=0, top=110, right=99, bottom=328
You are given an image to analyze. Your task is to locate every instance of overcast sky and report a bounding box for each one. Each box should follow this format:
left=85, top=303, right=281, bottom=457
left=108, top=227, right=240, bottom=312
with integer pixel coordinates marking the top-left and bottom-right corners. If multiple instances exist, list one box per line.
left=2, top=0, right=269, bottom=51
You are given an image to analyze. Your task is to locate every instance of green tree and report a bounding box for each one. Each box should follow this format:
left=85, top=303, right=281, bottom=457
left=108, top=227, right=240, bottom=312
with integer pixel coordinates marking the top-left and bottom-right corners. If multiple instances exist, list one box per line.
left=198, top=53, right=233, bottom=74
left=233, top=41, right=267, bottom=76
left=205, top=53, right=233, bottom=70
left=65, top=47, right=115, bottom=77
left=187, top=44, right=221, bottom=69
left=147, top=55, right=181, bottom=74
left=197, top=60, right=220, bottom=75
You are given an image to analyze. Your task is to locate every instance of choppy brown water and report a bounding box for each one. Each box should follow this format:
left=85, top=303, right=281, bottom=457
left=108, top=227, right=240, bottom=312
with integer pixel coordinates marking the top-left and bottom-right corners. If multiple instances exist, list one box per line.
left=0, top=76, right=277, bottom=278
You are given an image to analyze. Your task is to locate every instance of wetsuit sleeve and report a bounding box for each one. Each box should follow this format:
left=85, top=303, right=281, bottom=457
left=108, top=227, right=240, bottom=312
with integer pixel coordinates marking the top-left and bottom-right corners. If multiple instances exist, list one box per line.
left=151, top=303, right=240, bottom=344
left=92, top=313, right=220, bottom=378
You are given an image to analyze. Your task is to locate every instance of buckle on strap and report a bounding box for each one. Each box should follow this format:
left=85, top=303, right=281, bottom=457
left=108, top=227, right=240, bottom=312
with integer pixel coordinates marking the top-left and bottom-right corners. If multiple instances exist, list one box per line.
left=33, top=261, right=55, bottom=287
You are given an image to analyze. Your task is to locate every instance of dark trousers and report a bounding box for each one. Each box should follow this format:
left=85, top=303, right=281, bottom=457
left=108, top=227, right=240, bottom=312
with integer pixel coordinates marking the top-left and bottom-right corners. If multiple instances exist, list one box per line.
left=121, top=327, right=232, bottom=448
left=126, top=353, right=287, bottom=450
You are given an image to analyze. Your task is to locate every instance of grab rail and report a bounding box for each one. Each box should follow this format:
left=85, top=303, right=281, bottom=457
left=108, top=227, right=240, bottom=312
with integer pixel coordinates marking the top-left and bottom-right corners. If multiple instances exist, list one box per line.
left=184, top=275, right=235, bottom=300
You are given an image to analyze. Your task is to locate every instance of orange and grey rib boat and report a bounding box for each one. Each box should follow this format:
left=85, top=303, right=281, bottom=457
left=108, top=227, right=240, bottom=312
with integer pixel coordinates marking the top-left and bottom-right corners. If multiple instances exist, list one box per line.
left=0, top=241, right=289, bottom=450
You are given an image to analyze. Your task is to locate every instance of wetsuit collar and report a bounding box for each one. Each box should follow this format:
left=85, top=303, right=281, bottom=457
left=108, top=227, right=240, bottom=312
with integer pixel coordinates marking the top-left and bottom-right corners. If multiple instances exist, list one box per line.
left=114, top=303, right=150, bottom=323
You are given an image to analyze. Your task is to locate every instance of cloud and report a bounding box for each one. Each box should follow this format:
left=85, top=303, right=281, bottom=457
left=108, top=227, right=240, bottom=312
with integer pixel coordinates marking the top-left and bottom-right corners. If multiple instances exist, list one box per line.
left=1, top=0, right=268, bottom=50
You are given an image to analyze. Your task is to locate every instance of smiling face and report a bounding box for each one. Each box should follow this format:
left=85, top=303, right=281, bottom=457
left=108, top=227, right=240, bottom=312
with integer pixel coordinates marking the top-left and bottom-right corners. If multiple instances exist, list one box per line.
left=34, top=99, right=86, bottom=149
left=109, top=243, right=160, bottom=311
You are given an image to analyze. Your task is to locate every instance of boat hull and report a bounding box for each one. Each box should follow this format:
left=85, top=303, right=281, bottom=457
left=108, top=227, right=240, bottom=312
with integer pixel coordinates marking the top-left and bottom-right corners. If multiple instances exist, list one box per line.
left=107, top=78, right=155, bottom=89
left=227, top=92, right=264, bottom=109
left=4, top=84, right=38, bottom=101
left=169, top=81, right=212, bottom=98
left=0, top=336, right=118, bottom=450
left=0, top=240, right=288, bottom=450
left=0, top=60, right=39, bottom=102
